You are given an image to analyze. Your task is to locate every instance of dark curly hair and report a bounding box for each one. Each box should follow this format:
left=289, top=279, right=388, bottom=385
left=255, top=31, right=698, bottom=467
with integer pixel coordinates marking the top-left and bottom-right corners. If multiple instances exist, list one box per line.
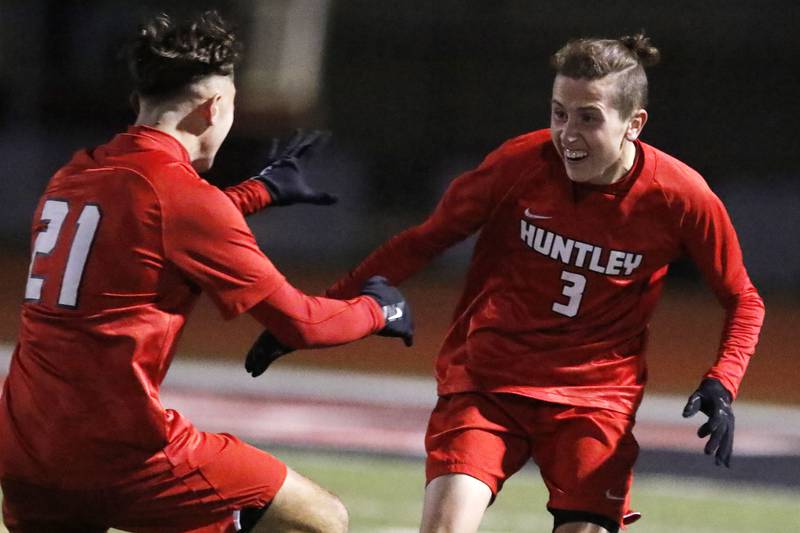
left=126, top=10, right=242, bottom=99
left=551, top=33, right=660, bottom=118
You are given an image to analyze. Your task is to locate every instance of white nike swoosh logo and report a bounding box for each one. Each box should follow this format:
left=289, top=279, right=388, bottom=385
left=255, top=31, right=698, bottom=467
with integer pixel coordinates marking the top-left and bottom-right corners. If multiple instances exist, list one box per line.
left=605, top=489, right=626, bottom=501
left=524, top=208, right=552, bottom=219
left=384, top=304, right=404, bottom=321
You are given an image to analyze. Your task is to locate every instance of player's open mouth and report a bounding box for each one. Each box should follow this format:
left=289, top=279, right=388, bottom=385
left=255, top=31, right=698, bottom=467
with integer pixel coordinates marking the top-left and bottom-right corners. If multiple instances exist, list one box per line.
left=564, top=148, right=588, bottom=162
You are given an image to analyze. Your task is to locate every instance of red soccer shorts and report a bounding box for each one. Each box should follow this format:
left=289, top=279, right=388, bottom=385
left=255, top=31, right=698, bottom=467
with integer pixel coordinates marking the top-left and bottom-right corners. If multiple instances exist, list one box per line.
left=1, top=432, right=287, bottom=533
left=425, top=392, right=639, bottom=526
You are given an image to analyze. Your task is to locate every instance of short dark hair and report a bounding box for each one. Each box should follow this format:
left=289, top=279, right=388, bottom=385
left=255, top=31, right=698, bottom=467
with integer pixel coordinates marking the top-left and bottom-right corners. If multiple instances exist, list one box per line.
left=126, top=10, right=242, bottom=99
left=550, top=33, right=660, bottom=118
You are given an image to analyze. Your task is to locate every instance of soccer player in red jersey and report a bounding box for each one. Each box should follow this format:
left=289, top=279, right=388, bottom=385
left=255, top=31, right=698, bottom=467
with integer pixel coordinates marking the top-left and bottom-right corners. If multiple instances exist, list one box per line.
left=323, top=34, right=764, bottom=532
left=0, top=11, right=412, bottom=533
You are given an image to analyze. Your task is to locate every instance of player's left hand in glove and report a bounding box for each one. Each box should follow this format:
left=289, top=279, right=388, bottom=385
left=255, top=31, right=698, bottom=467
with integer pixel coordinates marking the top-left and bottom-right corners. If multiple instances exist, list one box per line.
left=682, top=378, right=735, bottom=467
left=253, top=130, right=338, bottom=206
left=245, top=331, right=294, bottom=377
left=360, top=276, right=414, bottom=347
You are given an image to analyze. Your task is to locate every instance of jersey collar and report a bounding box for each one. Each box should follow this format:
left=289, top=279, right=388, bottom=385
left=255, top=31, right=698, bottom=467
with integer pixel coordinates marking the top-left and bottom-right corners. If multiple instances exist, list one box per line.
left=563, top=139, right=659, bottom=198
left=118, top=125, right=192, bottom=164
left=572, top=141, right=643, bottom=196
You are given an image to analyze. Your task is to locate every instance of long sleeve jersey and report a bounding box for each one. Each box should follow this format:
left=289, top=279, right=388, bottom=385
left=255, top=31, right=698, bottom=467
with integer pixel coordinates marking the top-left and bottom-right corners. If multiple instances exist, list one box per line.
left=0, top=126, right=383, bottom=488
left=329, top=129, right=765, bottom=415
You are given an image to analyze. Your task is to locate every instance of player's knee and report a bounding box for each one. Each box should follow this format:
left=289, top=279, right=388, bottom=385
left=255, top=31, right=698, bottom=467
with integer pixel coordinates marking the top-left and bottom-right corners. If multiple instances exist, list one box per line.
left=252, top=492, right=348, bottom=533
left=264, top=467, right=349, bottom=532
left=295, top=488, right=349, bottom=533
left=320, top=492, right=349, bottom=533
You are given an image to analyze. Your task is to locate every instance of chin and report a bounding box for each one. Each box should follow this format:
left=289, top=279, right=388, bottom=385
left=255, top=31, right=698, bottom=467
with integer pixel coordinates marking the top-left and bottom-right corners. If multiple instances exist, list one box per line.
left=565, top=170, right=593, bottom=183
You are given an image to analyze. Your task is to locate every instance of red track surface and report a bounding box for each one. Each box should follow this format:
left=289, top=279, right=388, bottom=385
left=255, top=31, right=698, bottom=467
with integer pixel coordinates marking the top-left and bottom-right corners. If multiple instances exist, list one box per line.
left=158, top=380, right=800, bottom=458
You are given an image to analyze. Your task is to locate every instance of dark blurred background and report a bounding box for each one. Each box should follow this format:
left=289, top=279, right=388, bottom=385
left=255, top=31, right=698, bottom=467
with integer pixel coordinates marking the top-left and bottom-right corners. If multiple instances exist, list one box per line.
left=0, top=0, right=797, bottom=402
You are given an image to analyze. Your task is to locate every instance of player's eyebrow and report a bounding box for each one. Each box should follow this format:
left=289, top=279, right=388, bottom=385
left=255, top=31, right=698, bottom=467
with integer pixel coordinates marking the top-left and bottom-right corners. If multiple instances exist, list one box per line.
left=551, top=98, right=603, bottom=112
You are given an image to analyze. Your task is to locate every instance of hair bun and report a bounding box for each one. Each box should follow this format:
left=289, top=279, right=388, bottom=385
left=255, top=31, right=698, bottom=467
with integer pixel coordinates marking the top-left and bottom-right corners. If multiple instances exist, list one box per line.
left=621, top=33, right=661, bottom=67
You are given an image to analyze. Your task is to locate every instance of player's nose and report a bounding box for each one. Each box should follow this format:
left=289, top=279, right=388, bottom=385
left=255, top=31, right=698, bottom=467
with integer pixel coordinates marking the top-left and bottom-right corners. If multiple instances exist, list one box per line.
left=560, top=130, right=579, bottom=147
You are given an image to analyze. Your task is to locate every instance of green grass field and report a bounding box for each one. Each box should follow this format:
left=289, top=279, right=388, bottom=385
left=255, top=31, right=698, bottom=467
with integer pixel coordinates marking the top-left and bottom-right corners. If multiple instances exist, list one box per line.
left=1, top=449, right=798, bottom=532
left=275, top=450, right=799, bottom=533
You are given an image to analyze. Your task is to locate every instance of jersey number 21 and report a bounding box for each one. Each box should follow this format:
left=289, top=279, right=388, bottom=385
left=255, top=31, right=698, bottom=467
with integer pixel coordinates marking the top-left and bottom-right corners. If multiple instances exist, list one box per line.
left=25, top=199, right=101, bottom=308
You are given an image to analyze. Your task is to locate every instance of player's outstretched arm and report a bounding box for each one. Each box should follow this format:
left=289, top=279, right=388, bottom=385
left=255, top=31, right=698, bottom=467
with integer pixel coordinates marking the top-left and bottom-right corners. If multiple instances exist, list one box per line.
left=326, top=140, right=512, bottom=299
left=682, top=378, right=735, bottom=467
left=245, top=276, right=414, bottom=377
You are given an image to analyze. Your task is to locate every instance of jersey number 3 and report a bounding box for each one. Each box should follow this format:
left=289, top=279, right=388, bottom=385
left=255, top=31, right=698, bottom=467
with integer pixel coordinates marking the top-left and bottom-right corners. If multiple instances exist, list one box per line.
left=552, top=270, right=586, bottom=318
left=25, top=199, right=101, bottom=308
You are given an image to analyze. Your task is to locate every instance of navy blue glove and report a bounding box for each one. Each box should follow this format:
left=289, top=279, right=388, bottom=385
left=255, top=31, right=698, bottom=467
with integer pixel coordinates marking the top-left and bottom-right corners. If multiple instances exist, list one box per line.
left=253, top=130, right=338, bottom=206
left=682, top=378, right=735, bottom=467
left=245, top=331, right=293, bottom=378
left=360, top=276, right=414, bottom=347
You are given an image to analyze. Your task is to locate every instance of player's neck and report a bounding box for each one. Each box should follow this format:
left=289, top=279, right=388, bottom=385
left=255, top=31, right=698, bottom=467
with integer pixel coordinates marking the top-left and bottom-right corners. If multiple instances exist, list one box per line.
left=601, top=139, right=637, bottom=185
left=135, top=112, right=202, bottom=166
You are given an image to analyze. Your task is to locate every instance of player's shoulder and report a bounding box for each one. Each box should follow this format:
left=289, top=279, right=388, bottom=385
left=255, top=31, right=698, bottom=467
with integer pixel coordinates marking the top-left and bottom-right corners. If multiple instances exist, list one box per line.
left=482, top=129, right=555, bottom=172
left=642, top=141, right=715, bottom=203
left=494, top=129, right=553, bottom=158
left=47, top=145, right=167, bottom=206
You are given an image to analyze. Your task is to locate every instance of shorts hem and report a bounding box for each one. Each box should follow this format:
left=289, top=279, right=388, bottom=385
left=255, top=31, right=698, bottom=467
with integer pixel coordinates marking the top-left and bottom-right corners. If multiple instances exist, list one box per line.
left=425, top=462, right=498, bottom=495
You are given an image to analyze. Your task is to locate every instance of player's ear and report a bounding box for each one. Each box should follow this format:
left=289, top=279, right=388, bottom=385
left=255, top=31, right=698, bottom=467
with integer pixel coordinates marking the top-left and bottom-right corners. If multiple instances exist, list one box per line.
left=625, top=109, right=648, bottom=141
left=197, top=94, right=222, bottom=126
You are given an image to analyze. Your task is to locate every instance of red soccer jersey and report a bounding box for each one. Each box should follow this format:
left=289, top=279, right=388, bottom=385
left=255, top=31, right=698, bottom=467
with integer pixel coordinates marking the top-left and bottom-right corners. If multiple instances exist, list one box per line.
left=0, top=126, right=381, bottom=488
left=329, top=129, right=765, bottom=415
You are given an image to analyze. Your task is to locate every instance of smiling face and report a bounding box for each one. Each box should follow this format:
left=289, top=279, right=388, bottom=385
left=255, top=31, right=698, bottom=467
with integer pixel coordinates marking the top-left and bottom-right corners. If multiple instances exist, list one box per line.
left=550, top=74, right=647, bottom=185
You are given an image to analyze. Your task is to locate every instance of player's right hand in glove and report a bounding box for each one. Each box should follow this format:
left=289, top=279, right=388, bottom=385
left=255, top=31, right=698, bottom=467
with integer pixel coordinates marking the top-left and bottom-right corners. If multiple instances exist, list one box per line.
left=360, top=276, right=414, bottom=347
left=252, top=130, right=338, bottom=206
left=682, top=378, right=735, bottom=467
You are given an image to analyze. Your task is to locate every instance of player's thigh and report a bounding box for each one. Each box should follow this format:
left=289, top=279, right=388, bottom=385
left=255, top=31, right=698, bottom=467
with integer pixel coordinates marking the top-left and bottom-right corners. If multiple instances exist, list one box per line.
left=252, top=466, right=348, bottom=533
left=420, top=473, right=492, bottom=533
left=425, top=392, right=531, bottom=496
left=531, top=405, right=638, bottom=531
left=114, top=433, right=287, bottom=533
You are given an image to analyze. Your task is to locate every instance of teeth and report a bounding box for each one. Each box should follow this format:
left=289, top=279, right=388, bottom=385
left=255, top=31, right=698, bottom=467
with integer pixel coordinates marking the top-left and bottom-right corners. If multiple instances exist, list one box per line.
left=564, top=148, right=588, bottom=160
